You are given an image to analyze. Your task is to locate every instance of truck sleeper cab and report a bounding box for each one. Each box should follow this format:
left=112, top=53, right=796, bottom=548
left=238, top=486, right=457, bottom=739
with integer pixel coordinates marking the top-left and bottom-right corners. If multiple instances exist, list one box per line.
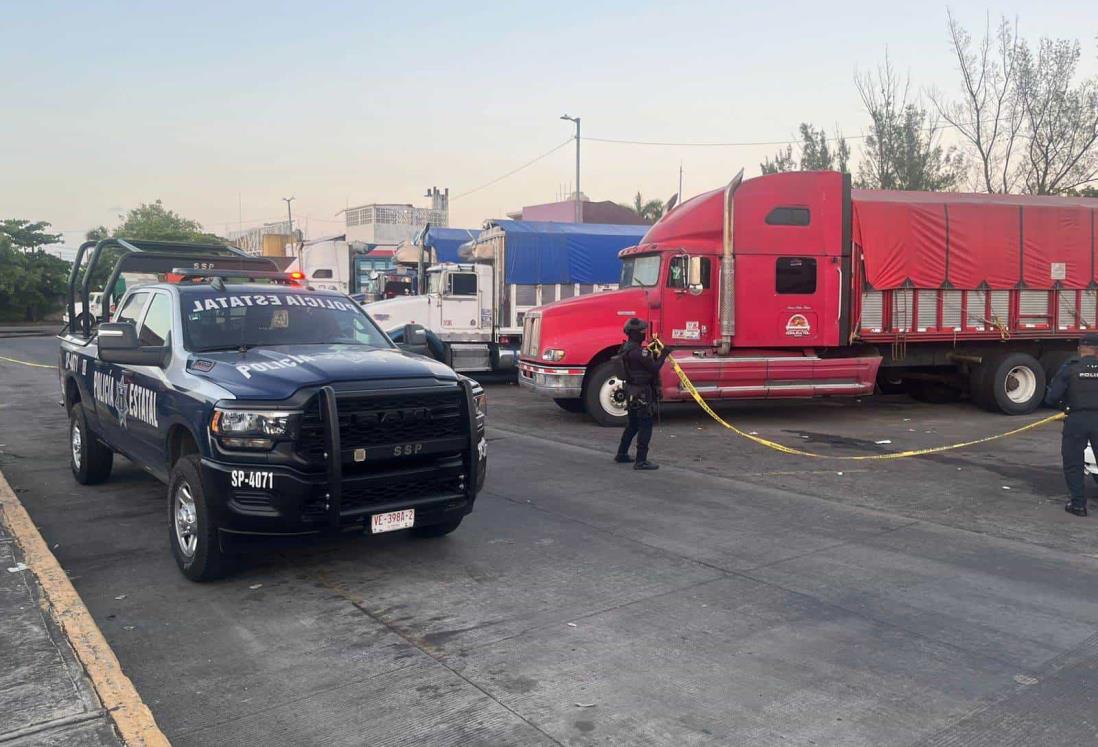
left=519, top=171, right=1098, bottom=424
left=59, top=239, right=486, bottom=581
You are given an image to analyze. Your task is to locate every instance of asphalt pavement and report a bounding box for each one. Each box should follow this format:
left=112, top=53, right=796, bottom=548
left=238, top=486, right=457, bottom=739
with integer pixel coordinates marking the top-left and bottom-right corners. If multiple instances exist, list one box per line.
left=1, top=335, right=1097, bottom=745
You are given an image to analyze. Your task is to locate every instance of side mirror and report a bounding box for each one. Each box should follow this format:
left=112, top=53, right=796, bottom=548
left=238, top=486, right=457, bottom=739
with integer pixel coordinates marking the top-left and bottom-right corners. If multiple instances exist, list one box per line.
left=687, top=256, right=705, bottom=296
left=97, top=322, right=170, bottom=367
left=397, top=323, right=430, bottom=355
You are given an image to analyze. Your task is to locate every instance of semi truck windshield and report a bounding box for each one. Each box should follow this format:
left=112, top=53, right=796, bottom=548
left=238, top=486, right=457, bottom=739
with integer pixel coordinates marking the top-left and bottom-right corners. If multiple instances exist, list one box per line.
left=182, top=291, right=391, bottom=352
left=619, top=255, right=661, bottom=287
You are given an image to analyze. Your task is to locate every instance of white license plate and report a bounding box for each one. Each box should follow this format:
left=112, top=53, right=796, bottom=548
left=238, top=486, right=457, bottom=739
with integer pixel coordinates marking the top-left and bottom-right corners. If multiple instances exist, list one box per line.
left=370, top=509, right=415, bottom=534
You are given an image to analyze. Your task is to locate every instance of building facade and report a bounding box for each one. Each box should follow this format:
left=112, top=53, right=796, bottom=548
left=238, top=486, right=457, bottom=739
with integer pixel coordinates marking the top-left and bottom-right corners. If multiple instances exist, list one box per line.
left=343, top=187, right=449, bottom=245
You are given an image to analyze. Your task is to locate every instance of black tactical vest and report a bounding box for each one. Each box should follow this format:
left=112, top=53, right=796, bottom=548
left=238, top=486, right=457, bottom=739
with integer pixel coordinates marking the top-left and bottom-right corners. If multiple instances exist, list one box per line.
left=1067, top=357, right=1098, bottom=411
left=618, top=341, right=655, bottom=386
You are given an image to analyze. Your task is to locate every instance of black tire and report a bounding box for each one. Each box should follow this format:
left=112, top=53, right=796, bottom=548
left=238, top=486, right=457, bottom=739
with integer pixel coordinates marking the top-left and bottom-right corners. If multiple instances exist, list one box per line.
left=411, top=517, right=463, bottom=538
left=69, top=407, right=113, bottom=485
left=973, top=352, right=1046, bottom=414
left=168, top=454, right=230, bottom=582
left=583, top=361, right=629, bottom=427
left=553, top=398, right=586, bottom=414
left=1039, top=350, right=1074, bottom=382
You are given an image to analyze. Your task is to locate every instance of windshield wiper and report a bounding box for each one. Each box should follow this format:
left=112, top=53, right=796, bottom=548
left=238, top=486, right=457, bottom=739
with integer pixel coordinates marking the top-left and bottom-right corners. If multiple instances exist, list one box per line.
left=195, top=343, right=259, bottom=353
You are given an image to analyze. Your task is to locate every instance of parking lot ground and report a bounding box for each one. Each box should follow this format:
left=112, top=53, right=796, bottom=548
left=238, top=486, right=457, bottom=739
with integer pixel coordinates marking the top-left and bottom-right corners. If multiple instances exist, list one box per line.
left=2, top=335, right=1097, bottom=745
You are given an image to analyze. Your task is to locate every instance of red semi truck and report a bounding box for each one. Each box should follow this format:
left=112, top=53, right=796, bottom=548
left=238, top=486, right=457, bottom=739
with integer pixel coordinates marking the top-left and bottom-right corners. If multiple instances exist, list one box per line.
left=518, top=170, right=1098, bottom=425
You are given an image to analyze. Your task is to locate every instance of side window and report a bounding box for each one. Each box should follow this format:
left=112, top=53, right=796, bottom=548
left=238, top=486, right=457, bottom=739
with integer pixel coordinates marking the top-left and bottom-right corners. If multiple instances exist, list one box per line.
left=114, top=292, right=149, bottom=324
left=766, top=207, right=811, bottom=226
left=139, top=294, right=172, bottom=346
left=668, top=256, right=711, bottom=289
left=448, top=273, right=477, bottom=296
left=776, top=258, right=817, bottom=294
left=312, top=269, right=334, bottom=279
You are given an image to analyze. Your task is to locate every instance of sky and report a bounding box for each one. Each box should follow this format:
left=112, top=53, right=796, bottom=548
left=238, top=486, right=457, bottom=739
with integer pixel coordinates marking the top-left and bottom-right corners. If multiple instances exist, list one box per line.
left=2, top=0, right=1096, bottom=248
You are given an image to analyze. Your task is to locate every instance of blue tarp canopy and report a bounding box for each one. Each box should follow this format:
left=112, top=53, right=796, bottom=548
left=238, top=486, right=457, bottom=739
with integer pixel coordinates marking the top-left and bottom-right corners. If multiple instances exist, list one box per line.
left=422, top=227, right=480, bottom=264
left=488, top=221, right=648, bottom=285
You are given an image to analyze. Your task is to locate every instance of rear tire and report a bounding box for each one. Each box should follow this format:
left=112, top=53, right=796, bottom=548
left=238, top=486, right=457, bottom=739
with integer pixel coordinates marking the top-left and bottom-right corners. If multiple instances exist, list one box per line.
left=69, top=407, right=113, bottom=485
left=169, top=454, right=230, bottom=582
left=973, top=352, right=1045, bottom=414
left=583, top=361, right=629, bottom=427
left=553, top=398, right=586, bottom=414
left=412, top=517, right=463, bottom=537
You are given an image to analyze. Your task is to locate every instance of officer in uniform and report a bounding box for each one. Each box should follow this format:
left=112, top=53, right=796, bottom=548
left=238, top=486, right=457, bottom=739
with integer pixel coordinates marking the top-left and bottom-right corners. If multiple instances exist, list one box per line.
left=614, top=317, right=671, bottom=470
left=1045, top=333, right=1098, bottom=517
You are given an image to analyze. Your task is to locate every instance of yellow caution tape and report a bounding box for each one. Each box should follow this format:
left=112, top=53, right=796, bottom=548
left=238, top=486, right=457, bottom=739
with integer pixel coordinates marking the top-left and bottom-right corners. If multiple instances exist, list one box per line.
left=0, top=355, right=53, bottom=369
left=657, top=337, right=1064, bottom=461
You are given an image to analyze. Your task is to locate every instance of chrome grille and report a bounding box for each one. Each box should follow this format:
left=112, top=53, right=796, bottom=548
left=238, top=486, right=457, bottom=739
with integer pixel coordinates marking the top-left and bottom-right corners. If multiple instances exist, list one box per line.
left=990, top=291, right=1010, bottom=327
left=967, top=290, right=987, bottom=330
left=1059, top=290, right=1078, bottom=329
left=1018, top=290, right=1049, bottom=324
left=942, top=290, right=962, bottom=329
left=860, top=291, right=883, bottom=332
left=1084, top=291, right=1097, bottom=328
left=521, top=314, right=541, bottom=357
left=891, top=289, right=913, bottom=332
left=917, top=290, right=938, bottom=330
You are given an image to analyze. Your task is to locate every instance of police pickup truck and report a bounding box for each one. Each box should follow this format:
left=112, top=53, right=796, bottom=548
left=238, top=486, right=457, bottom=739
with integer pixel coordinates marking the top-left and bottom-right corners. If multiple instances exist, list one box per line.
left=58, top=239, right=486, bottom=581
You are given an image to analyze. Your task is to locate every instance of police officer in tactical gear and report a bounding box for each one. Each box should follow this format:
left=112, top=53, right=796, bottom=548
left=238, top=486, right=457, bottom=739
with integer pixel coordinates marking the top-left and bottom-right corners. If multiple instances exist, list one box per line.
left=1045, top=332, right=1098, bottom=517
left=614, top=317, right=671, bottom=470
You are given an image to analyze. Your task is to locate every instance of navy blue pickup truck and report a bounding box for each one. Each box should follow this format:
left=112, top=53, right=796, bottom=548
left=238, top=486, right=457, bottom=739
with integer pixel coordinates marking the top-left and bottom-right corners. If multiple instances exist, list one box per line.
left=58, top=240, right=486, bottom=580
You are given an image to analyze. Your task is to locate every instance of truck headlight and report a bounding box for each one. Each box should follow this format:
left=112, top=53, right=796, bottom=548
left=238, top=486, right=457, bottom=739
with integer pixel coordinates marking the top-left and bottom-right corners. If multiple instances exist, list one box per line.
left=473, top=390, right=487, bottom=416
left=542, top=348, right=566, bottom=362
left=211, top=409, right=296, bottom=450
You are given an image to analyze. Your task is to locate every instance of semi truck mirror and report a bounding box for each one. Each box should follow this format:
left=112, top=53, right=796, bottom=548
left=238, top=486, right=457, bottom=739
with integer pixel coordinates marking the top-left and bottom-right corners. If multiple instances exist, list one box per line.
left=687, top=256, right=705, bottom=295
left=401, top=324, right=429, bottom=348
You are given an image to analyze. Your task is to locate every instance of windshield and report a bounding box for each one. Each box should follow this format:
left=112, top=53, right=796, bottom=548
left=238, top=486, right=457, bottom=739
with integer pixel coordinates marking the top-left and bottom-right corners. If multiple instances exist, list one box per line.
left=619, top=255, right=662, bottom=287
left=181, top=291, right=392, bottom=352
left=427, top=271, right=443, bottom=295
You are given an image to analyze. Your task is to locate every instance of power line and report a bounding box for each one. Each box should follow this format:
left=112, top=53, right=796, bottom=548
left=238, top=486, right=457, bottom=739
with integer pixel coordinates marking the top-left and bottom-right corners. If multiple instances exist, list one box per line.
left=452, top=138, right=574, bottom=200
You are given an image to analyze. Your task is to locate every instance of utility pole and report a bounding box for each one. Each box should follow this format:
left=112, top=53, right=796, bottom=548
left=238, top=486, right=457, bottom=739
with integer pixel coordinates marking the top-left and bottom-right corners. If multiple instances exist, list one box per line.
left=679, top=162, right=684, bottom=202
left=282, top=196, right=295, bottom=257
left=560, top=114, right=581, bottom=223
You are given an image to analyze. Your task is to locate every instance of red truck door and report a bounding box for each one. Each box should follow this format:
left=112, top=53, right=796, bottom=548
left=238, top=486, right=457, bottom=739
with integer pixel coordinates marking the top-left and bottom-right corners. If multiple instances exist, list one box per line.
left=660, top=254, right=716, bottom=347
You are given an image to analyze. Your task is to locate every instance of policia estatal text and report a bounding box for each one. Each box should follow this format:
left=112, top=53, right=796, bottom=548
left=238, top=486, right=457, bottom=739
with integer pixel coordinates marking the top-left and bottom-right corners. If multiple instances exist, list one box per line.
left=614, top=318, right=670, bottom=470
left=1045, top=333, right=1098, bottom=517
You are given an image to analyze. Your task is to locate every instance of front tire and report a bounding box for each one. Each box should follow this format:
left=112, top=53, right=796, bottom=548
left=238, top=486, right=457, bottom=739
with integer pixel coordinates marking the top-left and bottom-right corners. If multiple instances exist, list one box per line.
left=69, top=407, right=113, bottom=485
left=583, top=361, right=629, bottom=427
left=169, top=454, right=230, bottom=582
left=412, top=517, right=463, bottom=537
left=973, top=352, right=1045, bottom=414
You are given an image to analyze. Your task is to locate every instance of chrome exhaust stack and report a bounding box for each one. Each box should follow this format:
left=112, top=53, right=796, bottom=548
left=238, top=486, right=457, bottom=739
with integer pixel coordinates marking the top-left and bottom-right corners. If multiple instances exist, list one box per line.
left=718, top=169, right=744, bottom=355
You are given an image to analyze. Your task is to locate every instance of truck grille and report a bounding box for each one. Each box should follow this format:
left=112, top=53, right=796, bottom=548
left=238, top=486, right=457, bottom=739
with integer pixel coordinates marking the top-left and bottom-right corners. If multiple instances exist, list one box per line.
left=521, top=314, right=541, bottom=358
left=297, top=388, right=465, bottom=463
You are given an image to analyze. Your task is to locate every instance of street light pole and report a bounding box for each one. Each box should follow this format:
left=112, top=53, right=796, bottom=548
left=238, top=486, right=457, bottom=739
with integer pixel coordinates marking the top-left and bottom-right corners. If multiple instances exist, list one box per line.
left=560, top=115, right=581, bottom=223
left=282, top=196, right=295, bottom=257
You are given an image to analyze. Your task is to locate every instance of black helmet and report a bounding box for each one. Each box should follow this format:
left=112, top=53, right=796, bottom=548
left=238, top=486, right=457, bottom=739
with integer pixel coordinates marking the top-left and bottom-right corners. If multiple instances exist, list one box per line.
left=623, top=317, right=648, bottom=336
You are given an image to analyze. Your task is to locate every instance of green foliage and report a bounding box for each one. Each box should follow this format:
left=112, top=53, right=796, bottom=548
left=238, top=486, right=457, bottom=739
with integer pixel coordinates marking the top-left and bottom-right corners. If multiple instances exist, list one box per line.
left=0, top=231, right=71, bottom=321
left=111, top=200, right=221, bottom=243
left=1, top=219, right=62, bottom=250
left=630, top=192, right=665, bottom=223
left=85, top=225, right=109, bottom=242
left=761, top=124, right=850, bottom=174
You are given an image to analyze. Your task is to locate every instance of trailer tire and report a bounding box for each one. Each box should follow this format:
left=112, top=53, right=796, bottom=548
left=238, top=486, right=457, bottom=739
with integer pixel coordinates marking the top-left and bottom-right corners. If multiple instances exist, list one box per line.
left=973, top=352, right=1045, bottom=415
left=1039, top=350, right=1074, bottom=382
left=553, top=398, right=586, bottom=414
left=583, top=361, right=629, bottom=427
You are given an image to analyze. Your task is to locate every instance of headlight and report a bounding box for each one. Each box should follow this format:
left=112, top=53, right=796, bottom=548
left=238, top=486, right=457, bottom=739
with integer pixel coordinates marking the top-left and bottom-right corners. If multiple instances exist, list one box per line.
left=473, top=390, right=487, bottom=416
left=542, top=348, right=566, bottom=362
left=210, top=408, right=296, bottom=450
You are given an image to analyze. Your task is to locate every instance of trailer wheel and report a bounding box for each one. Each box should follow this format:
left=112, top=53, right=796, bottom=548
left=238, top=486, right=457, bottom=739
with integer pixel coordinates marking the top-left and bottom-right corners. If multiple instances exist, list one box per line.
left=553, top=398, right=586, bottom=414
left=583, top=361, right=629, bottom=427
left=1039, top=350, right=1074, bottom=382
left=973, top=353, right=1045, bottom=414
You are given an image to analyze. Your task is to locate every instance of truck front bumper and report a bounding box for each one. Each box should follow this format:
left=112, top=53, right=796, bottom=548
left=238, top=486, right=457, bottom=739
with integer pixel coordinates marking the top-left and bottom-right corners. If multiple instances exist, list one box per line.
left=517, top=361, right=585, bottom=398
left=200, top=447, right=484, bottom=545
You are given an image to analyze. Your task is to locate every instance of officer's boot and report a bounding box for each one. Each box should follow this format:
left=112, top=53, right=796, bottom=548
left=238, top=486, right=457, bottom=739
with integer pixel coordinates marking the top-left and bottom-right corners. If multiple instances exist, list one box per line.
left=633, top=446, right=658, bottom=470
left=614, top=453, right=632, bottom=463
left=1065, top=501, right=1088, bottom=517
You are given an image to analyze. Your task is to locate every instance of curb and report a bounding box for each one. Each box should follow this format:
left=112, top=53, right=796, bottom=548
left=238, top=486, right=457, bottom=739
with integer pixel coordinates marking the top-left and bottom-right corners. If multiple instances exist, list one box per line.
left=0, top=469, right=170, bottom=746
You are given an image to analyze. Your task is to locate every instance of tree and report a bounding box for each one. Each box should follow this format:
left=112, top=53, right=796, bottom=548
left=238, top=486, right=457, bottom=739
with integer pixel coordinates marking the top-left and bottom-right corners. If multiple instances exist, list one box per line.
left=85, top=225, right=109, bottom=242
left=0, top=219, right=63, bottom=251
left=1015, top=37, right=1098, bottom=194
left=0, top=230, right=70, bottom=322
left=628, top=192, right=665, bottom=223
left=112, top=200, right=221, bottom=243
left=761, top=145, right=796, bottom=174
left=932, top=12, right=1023, bottom=193
left=855, top=54, right=965, bottom=191
left=760, top=124, right=849, bottom=174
